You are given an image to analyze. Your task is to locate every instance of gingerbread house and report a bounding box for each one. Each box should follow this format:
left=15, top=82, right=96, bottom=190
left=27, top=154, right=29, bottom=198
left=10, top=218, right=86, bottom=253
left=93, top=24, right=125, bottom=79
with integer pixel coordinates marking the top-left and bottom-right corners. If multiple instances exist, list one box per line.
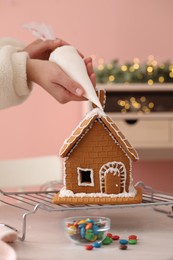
left=53, top=92, right=142, bottom=205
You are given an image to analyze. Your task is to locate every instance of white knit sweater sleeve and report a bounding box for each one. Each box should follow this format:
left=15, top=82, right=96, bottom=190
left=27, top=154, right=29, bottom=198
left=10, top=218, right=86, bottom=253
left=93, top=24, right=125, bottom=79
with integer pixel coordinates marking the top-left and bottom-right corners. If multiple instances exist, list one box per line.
left=0, top=38, right=32, bottom=109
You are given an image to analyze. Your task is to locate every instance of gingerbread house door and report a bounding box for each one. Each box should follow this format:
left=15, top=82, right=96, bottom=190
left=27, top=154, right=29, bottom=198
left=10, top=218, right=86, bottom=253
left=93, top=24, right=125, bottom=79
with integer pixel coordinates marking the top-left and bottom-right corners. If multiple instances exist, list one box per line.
left=105, top=169, right=120, bottom=194
left=99, top=161, right=127, bottom=194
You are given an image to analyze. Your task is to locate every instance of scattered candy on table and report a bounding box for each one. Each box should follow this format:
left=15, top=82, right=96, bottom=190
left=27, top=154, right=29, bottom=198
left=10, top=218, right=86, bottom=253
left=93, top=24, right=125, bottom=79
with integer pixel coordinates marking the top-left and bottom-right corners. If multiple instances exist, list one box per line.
left=112, top=235, right=120, bottom=240
left=119, top=239, right=128, bottom=245
left=106, top=233, right=113, bottom=238
left=128, top=235, right=137, bottom=240
left=85, top=245, right=93, bottom=250
left=84, top=232, right=139, bottom=251
left=120, top=244, right=128, bottom=250
left=102, top=236, right=112, bottom=245
left=128, top=239, right=137, bottom=245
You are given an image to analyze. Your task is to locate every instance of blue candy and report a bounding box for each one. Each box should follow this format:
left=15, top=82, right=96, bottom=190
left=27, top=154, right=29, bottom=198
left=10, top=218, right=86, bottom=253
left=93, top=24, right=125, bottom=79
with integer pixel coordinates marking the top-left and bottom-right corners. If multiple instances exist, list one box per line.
left=93, top=224, right=99, bottom=235
left=78, top=224, right=86, bottom=229
left=92, top=242, right=101, bottom=248
left=86, top=218, right=94, bottom=223
left=80, top=226, right=86, bottom=238
left=119, top=239, right=128, bottom=245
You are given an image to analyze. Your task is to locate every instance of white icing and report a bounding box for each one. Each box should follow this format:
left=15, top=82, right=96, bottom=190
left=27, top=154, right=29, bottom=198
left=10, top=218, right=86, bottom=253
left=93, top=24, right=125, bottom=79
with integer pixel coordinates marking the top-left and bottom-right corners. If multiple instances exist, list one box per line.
left=99, top=161, right=127, bottom=193
left=77, top=167, right=94, bottom=187
left=59, top=186, right=137, bottom=198
left=49, top=46, right=103, bottom=109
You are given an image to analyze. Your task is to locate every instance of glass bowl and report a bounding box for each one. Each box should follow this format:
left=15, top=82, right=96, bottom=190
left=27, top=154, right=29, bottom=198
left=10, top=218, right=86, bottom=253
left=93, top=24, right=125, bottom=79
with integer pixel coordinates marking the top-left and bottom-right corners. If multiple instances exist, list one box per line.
left=64, top=216, right=110, bottom=245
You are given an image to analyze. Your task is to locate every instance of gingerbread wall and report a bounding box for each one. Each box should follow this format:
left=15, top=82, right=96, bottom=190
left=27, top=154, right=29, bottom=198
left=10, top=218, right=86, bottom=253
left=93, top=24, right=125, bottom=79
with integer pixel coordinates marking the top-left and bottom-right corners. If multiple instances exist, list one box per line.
left=65, top=120, right=131, bottom=193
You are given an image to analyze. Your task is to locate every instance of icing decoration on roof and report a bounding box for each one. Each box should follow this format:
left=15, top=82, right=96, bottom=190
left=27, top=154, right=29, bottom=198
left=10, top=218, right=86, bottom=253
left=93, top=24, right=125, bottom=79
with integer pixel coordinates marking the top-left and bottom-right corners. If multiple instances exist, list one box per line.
left=59, top=108, right=139, bottom=161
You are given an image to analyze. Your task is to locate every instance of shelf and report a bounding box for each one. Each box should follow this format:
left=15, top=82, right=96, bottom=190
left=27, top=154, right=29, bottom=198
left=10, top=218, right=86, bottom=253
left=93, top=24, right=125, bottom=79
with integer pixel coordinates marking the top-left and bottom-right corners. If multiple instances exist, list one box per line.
left=97, top=83, right=173, bottom=92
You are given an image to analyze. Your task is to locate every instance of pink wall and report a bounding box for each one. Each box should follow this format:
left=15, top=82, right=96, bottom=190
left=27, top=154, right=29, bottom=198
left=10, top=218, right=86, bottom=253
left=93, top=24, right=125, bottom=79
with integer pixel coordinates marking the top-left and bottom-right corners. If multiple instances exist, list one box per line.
left=0, top=0, right=173, bottom=192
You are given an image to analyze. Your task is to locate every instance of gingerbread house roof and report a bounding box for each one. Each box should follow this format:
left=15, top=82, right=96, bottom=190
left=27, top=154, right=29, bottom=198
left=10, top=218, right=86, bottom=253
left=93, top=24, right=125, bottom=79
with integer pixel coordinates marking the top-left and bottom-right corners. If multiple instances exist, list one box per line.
left=59, top=108, right=139, bottom=161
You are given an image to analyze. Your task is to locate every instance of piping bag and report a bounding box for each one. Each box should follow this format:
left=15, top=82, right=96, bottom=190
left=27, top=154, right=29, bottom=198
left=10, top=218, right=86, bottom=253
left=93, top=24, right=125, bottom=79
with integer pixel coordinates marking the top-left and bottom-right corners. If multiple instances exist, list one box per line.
left=23, top=22, right=103, bottom=109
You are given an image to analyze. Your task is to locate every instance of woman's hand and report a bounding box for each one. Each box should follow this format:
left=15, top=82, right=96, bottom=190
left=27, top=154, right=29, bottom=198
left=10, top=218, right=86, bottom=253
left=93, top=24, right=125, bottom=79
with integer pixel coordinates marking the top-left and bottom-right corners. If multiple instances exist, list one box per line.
left=24, top=39, right=96, bottom=103
left=26, top=58, right=96, bottom=104
left=24, top=39, right=69, bottom=60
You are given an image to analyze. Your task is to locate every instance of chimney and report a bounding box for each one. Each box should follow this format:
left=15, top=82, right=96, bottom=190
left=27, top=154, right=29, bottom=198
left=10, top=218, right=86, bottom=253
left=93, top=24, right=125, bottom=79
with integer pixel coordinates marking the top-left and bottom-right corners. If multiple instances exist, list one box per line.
left=92, top=89, right=106, bottom=110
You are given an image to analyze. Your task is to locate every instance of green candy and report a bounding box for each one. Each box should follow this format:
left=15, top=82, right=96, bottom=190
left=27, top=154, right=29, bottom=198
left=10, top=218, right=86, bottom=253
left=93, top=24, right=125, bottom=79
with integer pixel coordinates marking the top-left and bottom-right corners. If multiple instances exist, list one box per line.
left=102, top=236, right=112, bottom=245
left=97, top=231, right=104, bottom=240
left=128, top=239, right=137, bottom=245
left=85, top=232, right=95, bottom=241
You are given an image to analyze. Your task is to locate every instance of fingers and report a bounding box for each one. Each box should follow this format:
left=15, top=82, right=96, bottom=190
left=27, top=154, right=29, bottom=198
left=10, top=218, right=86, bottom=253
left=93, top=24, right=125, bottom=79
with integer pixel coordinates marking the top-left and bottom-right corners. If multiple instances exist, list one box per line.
left=51, top=65, right=84, bottom=97
left=46, top=83, right=86, bottom=104
left=84, top=57, right=96, bottom=87
left=35, top=39, right=68, bottom=52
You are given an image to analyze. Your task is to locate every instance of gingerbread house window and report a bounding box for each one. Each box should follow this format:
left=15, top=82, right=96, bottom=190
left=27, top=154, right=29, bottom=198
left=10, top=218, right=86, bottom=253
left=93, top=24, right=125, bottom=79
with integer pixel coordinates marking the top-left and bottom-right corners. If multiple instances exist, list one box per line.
left=77, top=167, right=94, bottom=187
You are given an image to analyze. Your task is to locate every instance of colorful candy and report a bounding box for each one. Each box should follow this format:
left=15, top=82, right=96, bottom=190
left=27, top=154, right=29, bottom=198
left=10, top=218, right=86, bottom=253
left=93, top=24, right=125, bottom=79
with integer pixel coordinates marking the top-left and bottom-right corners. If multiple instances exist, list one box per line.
left=128, top=239, right=137, bottom=245
left=85, top=245, right=93, bottom=250
left=112, top=235, right=120, bottom=240
left=66, top=217, right=108, bottom=244
left=106, top=233, right=113, bottom=238
left=120, top=244, right=128, bottom=250
left=102, top=236, right=112, bottom=245
left=119, top=239, right=128, bottom=245
left=128, top=235, right=137, bottom=240
left=84, top=232, right=139, bottom=251
left=92, top=242, right=101, bottom=248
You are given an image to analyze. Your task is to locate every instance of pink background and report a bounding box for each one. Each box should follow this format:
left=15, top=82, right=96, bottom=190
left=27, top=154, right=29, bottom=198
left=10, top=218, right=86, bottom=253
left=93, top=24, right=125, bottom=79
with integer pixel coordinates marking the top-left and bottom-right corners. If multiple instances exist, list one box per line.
left=0, top=0, right=173, bottom=192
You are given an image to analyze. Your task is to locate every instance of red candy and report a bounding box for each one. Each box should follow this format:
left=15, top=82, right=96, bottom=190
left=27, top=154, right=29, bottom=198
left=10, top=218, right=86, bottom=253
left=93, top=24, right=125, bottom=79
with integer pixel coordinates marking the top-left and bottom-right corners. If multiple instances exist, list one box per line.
left=128, top=235, right=137, bottom=240
left=112, top=235, right=120, bottom=240
left=85, top=245, right=93, bottom=250
left=106, top=233, right=112, bottom=238
left=119, top=244, right=128, bottom=250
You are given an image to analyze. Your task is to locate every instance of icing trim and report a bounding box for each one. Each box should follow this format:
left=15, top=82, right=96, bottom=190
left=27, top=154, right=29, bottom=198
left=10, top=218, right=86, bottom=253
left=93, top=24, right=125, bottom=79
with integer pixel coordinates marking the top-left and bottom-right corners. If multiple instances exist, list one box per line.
left=99, top=161, right=127, bottom=193
left=77, top=167, right=94, bottom=187
left=59, top=186, right=137, bottom=198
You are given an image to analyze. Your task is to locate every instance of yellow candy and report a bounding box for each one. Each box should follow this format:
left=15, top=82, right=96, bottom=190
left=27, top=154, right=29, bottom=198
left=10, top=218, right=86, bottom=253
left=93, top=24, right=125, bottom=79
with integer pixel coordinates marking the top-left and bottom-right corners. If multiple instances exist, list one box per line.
left=68, top=225, right=77, bottom=235
left=78, top=220, right=87, bottom=225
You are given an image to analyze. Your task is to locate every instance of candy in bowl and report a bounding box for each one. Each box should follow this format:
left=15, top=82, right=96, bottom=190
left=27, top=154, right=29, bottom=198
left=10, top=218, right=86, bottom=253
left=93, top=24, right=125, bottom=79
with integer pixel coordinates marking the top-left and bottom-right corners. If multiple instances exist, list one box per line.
left=64, top=216, right=110, bottom=245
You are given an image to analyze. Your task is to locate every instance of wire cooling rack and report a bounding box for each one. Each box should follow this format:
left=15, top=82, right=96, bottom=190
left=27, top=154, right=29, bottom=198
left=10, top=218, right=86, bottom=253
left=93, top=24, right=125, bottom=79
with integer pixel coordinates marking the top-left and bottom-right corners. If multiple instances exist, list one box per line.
left=0, top=181, right=172, bottom=241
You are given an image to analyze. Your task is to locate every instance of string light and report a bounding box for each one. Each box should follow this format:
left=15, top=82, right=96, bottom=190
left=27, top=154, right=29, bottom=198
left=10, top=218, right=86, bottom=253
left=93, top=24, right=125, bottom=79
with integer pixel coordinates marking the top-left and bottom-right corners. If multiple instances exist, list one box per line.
left=158, top=76, right=165, bottom=83
left=134, top=63, right=139, bottom=70
left=129, top=66, right=135, bottom=72
left=147, top=66, right=153, bottom=73
left=169, top=72, right=173, bottom=78
left=95, top=56, right=173, bottom=84
left=121, top=65, right=128, bottom=71
left=140, top=96, right=146, bottom=102
left=107, top=63, right=113, bottom=70
left=117, top=96, right=155, bottom=114
left=108, top=75, right=115, bottom=82
left=98, top=64, right=104, bottom=70
left=148, top=79, right=154, bottom=85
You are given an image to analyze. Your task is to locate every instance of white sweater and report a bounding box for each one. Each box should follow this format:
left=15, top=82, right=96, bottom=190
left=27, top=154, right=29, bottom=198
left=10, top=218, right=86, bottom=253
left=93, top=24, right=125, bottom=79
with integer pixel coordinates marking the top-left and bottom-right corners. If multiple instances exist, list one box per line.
left=0, top=38, right=31, bottom=109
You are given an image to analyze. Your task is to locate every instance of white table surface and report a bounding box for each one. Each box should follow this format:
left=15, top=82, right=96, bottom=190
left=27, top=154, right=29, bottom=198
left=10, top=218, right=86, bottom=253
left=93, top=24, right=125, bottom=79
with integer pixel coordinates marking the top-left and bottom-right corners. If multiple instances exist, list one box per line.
left=0, top=204, right=173, bottom=260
